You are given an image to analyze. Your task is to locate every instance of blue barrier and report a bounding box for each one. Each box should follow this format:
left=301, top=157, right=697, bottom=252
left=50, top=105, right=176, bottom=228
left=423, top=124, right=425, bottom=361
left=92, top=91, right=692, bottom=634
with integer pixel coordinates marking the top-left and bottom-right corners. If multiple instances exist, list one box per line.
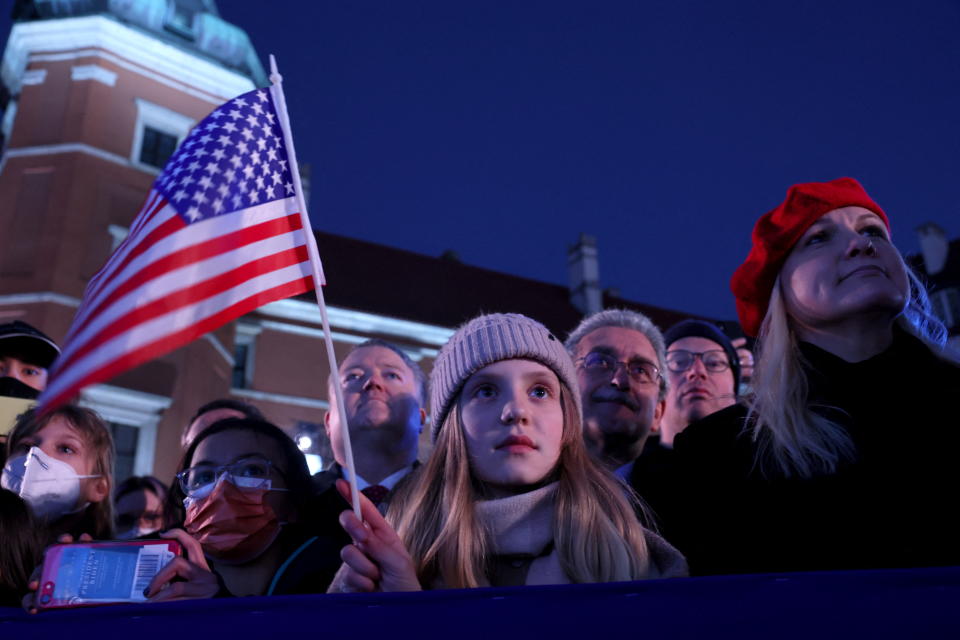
left=3, top=566, right=959, bottom=639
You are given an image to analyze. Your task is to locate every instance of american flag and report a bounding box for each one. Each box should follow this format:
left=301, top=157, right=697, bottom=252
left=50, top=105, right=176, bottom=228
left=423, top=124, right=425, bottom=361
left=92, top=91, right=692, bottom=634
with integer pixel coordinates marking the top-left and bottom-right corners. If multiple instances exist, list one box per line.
left=39, top=86, right=317, bottom=410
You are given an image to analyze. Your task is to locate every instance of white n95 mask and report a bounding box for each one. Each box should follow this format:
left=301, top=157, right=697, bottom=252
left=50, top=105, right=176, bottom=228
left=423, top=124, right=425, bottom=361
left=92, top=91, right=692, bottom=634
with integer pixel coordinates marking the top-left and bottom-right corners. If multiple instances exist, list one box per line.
left=1, top=446, right=100, bottom=521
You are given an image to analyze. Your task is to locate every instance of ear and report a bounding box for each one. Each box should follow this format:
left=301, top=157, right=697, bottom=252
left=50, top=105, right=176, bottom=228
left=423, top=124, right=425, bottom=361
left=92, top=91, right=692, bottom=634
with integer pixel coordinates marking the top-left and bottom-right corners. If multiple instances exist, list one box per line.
left=418, top=408, right=426, bottom=432
left=653, top=398, right=666, bottom=426
left=86, top=476, right=110, bottom=504
left=323, top=410, right=332, bottom=438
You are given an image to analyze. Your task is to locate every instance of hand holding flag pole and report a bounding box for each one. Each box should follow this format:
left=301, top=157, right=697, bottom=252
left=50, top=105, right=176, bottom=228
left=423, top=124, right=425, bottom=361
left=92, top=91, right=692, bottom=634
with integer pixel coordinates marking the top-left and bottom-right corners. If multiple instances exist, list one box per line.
left=268, top=55, right=362, bottom=519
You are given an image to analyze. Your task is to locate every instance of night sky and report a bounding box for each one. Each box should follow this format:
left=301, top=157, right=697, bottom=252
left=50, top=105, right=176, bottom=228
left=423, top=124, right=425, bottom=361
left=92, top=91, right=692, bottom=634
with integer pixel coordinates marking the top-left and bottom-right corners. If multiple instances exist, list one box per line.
left=5, top=1, right=960, bottom=322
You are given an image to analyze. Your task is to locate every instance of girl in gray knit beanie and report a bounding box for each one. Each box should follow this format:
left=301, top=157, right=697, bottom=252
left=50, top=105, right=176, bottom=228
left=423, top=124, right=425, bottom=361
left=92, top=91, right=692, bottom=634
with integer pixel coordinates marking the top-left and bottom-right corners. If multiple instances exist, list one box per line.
left=330, top=313, right=687, bottom=592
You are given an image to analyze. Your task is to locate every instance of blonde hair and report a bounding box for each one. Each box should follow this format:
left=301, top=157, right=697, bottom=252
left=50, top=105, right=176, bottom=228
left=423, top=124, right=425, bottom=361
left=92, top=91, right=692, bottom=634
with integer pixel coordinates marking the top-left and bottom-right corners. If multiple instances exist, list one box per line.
left=388, top=389, right=652, bottom=588
left=748, top=264, right=957, bottom=479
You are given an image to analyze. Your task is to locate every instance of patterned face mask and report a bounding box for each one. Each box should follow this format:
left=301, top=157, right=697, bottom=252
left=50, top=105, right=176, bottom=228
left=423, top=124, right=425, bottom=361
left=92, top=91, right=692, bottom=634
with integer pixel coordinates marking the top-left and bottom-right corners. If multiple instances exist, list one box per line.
left=184, top=475, right=287, bottom=565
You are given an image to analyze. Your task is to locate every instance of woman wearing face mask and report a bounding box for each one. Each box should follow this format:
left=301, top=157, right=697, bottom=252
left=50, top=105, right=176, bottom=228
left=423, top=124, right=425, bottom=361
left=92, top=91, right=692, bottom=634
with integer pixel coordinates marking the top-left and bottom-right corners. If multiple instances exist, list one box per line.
left=113, top=476, right=169, bottom=540
left=662, top=178, right=960, bottom=575
left=2, top=405, right=114, bottom=542
left=148, top=417, right=344, bottom=600
left=332, top=313, right=687, bottom=592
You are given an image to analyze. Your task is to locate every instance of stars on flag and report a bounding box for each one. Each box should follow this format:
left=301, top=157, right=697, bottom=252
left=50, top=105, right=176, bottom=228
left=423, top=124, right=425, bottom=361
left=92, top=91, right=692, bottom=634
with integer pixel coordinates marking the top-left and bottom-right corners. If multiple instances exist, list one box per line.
left=155, top=89, right=295, bottom=224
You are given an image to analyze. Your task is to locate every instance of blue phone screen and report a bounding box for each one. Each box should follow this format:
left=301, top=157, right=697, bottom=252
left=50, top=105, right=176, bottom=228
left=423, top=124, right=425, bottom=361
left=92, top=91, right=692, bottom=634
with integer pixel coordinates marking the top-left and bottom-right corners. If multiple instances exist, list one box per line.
left=55, top=546, right=145, bottom=602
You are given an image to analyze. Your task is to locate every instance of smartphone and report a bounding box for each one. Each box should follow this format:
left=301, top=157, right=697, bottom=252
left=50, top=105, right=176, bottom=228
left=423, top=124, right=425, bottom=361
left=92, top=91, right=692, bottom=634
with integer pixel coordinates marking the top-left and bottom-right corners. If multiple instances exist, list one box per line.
left=37, top=539, right=181, bottom=609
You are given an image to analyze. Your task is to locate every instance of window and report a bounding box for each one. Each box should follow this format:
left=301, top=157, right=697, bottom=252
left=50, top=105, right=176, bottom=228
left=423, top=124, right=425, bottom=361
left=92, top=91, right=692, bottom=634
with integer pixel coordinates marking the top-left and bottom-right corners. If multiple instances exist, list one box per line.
left=165, top=2, right=197, bottom=38
left=110, top=422, right=140, bottom=485
left=78, top=384, right=171, bottom=480
left=232, top=343, right=249, bottom=388
left=232, top=323, right=261, bottom=389
left=130, top=99, right=194, bottom=174
left=138, top=127, right=178, bottom=169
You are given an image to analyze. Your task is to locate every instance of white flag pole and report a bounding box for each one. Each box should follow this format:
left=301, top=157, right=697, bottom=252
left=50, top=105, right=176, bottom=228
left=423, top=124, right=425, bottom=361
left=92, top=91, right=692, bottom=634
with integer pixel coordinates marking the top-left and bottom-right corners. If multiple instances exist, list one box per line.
left=268, top=54, right=362, bottom=519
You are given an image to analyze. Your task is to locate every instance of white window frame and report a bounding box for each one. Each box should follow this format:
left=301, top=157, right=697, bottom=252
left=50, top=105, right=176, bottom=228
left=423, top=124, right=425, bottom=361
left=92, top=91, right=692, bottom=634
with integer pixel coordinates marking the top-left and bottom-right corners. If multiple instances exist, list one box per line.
left=130, top=98, right=194, bottom=174
left=78, top=384, right=172, bottom=476
left=107, top=224, right=129, bottom=251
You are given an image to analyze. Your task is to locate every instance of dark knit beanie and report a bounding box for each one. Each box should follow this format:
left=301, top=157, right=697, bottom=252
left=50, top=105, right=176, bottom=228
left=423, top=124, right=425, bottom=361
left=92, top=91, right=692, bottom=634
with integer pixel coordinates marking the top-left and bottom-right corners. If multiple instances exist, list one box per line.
left=430, top=313, right=580, bottom=442
left=663, top=319, right=741, bottom=392
left=730, top=177, right=889, bottom=337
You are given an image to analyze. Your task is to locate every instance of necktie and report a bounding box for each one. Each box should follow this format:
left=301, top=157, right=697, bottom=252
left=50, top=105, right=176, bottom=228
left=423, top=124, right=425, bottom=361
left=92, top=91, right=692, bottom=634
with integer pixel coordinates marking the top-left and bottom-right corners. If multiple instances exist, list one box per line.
left=361, top=484, right=390, bottom=506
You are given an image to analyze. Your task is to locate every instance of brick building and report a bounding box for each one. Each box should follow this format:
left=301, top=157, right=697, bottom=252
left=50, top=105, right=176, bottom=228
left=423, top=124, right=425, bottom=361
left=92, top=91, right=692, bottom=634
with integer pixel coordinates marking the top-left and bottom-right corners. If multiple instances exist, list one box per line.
left=0, top=1, right=706, bottom=484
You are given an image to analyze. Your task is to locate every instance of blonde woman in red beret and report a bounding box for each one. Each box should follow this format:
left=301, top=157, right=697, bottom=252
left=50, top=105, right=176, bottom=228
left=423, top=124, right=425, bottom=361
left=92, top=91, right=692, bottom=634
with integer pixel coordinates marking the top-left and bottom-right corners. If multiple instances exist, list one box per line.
left=656, top=178, right=960, bottom=576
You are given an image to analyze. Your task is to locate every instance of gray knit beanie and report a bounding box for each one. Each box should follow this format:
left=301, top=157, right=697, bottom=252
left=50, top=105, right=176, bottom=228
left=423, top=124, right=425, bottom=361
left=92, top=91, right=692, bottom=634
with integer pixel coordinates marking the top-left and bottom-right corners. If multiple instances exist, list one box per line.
left=430, top=313, right=581, bottom=442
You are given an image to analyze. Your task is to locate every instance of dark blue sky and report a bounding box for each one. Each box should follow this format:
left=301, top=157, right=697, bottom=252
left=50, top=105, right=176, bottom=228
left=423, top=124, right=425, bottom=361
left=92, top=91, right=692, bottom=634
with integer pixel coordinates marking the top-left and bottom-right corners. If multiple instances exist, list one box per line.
left=8, top=1, right=960, bottom=321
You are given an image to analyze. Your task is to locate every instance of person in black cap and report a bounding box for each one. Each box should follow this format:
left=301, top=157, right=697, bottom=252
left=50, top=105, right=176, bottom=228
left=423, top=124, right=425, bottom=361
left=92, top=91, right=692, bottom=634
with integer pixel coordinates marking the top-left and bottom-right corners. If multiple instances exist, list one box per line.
left=628, top=319, right=741, bottom=531
left=657, top=319, right=741, bottom=448
left=0, top=320, right=60, bottom=397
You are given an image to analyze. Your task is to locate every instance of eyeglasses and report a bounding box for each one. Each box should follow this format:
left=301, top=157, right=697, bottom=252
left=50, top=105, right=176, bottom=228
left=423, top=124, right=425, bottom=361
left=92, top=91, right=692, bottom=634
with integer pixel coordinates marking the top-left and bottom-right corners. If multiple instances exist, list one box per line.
left=576, top=351, right=660, bottom=385
left=176, top=456, right=278, bottom=497
left=665, top=349, right=730, bottom=373
left=116, top=510, right=164, bottom=530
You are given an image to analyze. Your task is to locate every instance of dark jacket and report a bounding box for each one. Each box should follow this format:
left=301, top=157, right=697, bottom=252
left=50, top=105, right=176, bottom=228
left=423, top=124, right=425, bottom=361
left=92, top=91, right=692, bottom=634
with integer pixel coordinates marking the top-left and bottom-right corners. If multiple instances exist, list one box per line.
left=653, top=329, right=960, bottom=575
left=263, top=524, right=346, bottom=596
left=311, top=462, right=418, bottom=516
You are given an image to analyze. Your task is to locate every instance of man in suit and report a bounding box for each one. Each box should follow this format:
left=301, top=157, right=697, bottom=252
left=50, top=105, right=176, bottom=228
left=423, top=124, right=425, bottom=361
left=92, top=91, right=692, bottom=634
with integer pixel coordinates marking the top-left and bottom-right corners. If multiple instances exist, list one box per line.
left=315, top=339, right=427, bottom=510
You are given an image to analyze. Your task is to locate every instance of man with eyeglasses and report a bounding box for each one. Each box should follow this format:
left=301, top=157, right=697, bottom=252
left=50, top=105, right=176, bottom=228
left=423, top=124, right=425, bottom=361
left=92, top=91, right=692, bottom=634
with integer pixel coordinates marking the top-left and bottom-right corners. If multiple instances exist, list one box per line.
left=658, top=319, right=741, bottom=448
left=564, top=309, right=668, bottom=476
left=629, top=320, right=741, bottom=549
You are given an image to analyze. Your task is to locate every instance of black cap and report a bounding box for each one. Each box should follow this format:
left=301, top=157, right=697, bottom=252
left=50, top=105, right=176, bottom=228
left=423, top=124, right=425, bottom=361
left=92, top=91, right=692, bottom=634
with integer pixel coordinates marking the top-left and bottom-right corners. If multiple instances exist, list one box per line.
left=663, top=319, right=740, bottom=393
left=0, top=321, right=61, bottom=369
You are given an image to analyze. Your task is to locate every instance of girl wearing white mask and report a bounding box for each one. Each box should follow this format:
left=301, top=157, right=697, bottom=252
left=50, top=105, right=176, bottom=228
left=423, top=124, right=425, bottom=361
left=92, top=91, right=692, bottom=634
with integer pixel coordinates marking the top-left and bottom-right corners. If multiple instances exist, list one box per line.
left=2, top=405, right=114, bottom=541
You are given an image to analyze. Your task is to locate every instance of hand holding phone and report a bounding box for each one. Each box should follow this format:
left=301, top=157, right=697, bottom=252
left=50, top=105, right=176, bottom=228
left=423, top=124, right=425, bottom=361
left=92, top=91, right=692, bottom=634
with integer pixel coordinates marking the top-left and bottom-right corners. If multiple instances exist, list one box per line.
left=36, top=539, right=181, bottom=609
left=23, top=532, right=92, bottom=613
left=143, top=529, right=221, bottom=601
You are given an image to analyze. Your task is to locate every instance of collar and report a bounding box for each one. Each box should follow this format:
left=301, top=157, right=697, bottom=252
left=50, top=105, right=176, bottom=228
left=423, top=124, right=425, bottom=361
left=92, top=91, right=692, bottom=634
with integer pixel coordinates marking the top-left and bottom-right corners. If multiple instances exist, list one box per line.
left=474, top=482, right=557, bottom=556
left=614, top=460, right=635, bottom=481
left=340, top=463, right=415, bottom=492
left=798, top=325, right=936, bottom=393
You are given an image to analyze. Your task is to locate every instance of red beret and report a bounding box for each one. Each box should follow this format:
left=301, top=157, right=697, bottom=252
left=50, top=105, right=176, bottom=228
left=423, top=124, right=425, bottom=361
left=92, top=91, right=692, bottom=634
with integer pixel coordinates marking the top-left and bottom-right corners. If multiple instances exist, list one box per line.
left=730, top=177, right=890, bottom=337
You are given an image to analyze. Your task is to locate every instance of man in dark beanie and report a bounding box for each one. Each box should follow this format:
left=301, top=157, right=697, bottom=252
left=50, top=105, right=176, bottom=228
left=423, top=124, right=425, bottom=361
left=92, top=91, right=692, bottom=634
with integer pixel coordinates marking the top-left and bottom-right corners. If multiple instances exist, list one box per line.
left=657, top=319, right=740, bottom=448
left=628, top=319, right=741, bottom=526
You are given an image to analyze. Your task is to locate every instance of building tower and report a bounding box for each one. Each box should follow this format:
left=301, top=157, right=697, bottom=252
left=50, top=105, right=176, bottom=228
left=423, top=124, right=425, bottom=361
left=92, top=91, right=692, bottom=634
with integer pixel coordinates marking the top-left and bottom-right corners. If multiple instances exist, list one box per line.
left=0, top=1, right=704, bottom=484
left=0, top=0, right=265, bottom=480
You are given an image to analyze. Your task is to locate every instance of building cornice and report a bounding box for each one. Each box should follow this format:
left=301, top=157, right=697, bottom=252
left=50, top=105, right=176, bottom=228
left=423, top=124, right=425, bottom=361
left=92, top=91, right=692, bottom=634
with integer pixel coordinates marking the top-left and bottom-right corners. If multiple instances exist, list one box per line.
left=256, top=299, right=456, bottom=348
left=80, top=383, right=172, bottom=419
left=2, top=15, right=256, bottom=101
left=231, top=387, right=329, bottom=411
left=0, top=291, right=83, bottom=308
left=0, top=142, right=159, bottom=177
